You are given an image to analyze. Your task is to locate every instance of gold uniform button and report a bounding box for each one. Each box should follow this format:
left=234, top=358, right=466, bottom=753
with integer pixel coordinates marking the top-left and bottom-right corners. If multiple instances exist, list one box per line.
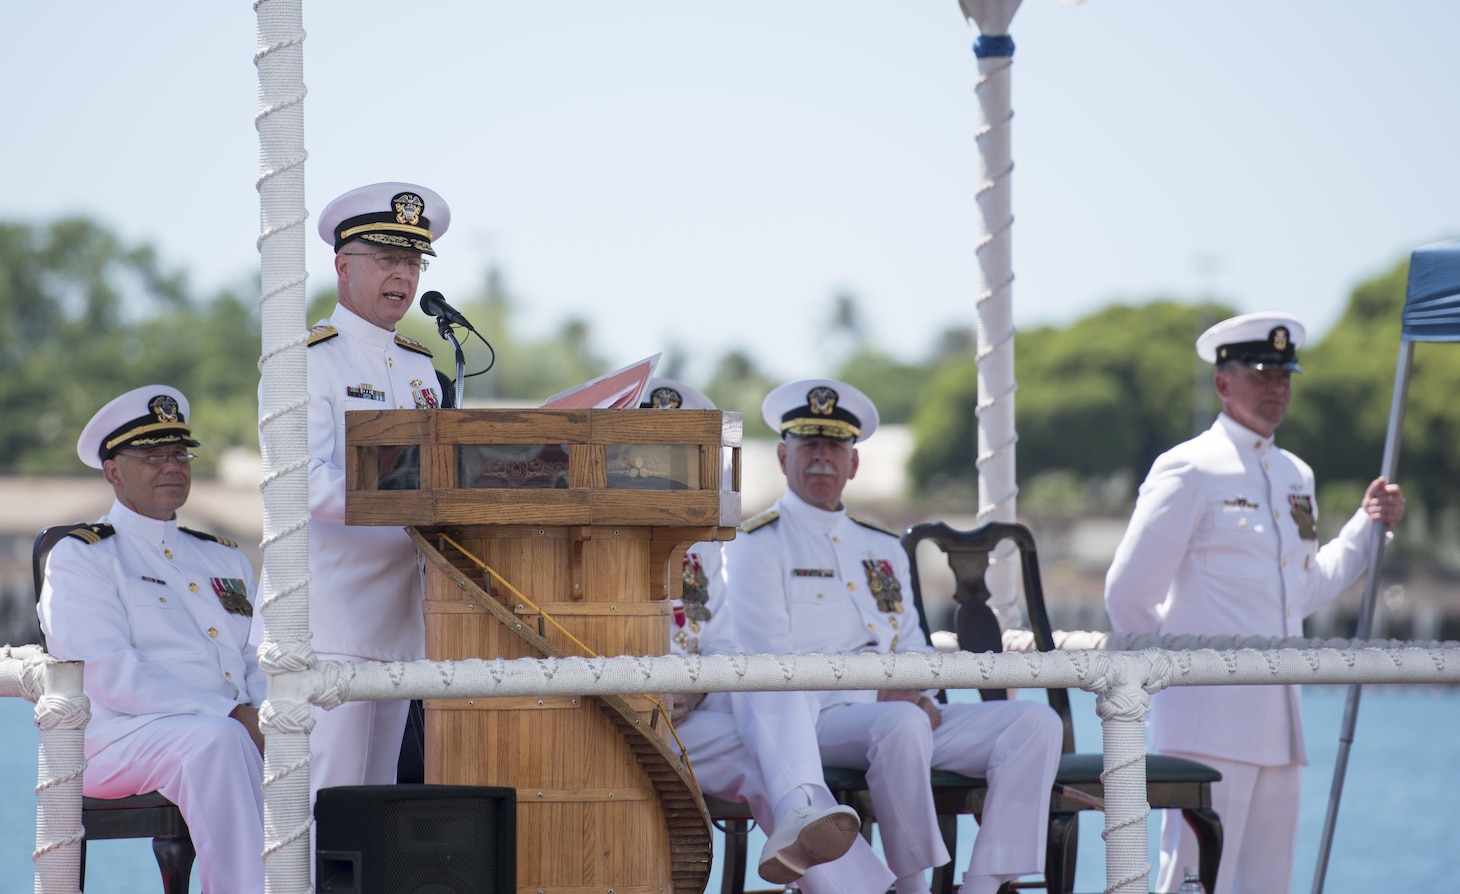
left=208, top=628, right=218, bottom=638
left=846, top=582, right=855, bottom=591
left=832, top=536, right=840, bottom=544
left=816, top=594, right=825, bottom=600
left=225, top=672, right=233, bottom=680
left=867, top=623, right=876, bottom=632
left=1282, top=558, right=1288, bottom=567
left=1273, top=509, right=1280, bottom=518
left=158, top=597, right=167, bottom=604
left=189, top=583, right=199, bottom=592
left=164, top=549, right=173, bottom=559
left=388, top=357, right=394, bottom=367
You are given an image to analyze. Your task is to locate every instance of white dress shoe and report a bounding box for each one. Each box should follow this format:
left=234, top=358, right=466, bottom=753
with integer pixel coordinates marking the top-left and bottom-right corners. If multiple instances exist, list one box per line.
left=757, top=804, right=862, bottom=884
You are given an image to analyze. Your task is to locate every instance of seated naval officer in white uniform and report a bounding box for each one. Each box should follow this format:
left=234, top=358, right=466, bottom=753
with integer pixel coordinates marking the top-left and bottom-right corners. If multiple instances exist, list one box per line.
left=40, top=385, right=267, bottom=894
left=722, top=379, right=1064, bottom=894
left=1105, top=312, right=1406, bottom=894
left=644, top=378, right=891, bottom=894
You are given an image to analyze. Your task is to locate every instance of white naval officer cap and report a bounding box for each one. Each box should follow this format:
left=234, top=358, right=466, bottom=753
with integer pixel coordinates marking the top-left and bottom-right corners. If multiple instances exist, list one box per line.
left=761, top=378, right=879, bottom=443
left=639, top=377, right=716, bottom=410
left=77, top=384, right=200, bottom=470
left=318, top=181, right=451, bottom=256
left=1196, top=311, right=1306, bottom=373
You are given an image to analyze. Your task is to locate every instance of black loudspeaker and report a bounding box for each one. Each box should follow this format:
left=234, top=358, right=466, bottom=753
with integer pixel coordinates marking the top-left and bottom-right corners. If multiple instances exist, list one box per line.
left=316, top=784, right=516, bottom=894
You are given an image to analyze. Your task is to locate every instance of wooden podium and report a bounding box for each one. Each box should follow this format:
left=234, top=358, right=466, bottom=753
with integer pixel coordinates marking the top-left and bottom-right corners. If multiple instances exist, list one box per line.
left=345, top=408, right=740, bottom=894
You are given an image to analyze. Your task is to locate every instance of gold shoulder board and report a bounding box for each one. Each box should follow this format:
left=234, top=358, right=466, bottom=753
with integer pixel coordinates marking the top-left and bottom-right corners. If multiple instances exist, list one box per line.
left=65, top=524, right=116, bottom=545
left=849, top=515, right=899, bottom=538
left=180, top=527, right=240, bottom=549
left=307, top=324, right=339, bottom=346
left=739, top=510, right=780, bottom=533
left=394, top=334, right=433, bottom=358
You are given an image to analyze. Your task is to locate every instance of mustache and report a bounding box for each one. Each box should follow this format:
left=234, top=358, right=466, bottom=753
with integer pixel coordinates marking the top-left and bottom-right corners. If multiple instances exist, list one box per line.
left=806, top=462, right=838, bottom=476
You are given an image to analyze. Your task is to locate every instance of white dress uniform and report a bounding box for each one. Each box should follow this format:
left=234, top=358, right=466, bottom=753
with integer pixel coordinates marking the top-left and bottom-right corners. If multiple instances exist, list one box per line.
left=40, top=500, right=267, bottom=894
left=302, top=301, right=443, bottom=796
left=671, top=543, right=895, bottom=894
left=723, top=490, right=1063, bottom=887
left=1105, top=412, right=1374, bottom=894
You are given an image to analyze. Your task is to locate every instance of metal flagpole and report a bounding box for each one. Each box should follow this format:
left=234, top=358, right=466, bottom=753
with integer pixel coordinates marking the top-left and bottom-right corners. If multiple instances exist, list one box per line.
left=1310, top=341, right=1412, bottom=893
left=958, top=0, right=1026, bottom=630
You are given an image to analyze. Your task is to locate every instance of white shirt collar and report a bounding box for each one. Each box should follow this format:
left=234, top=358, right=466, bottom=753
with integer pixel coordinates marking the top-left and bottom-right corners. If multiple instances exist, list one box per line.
left=105, top=498, right=179, bottom=547
left=778, top=488, right=847, bottom=532
left=330, top=302, right=397, bottom=349
left=1215, top=412, right=1275, bottom=452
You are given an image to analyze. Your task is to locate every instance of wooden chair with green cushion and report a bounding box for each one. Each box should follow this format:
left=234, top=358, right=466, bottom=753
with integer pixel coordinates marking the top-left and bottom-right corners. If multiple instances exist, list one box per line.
left=33, top=523, right=196, bottom=894
left=900, top=520, right=1223, bottom=894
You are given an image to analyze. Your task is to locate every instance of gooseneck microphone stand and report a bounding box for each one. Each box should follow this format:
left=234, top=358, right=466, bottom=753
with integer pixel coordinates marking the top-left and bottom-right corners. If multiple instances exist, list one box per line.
left=438, top=316, right=466, bottom=408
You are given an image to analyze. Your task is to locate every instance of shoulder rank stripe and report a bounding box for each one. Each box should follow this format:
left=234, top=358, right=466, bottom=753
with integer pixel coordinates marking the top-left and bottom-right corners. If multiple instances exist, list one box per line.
left=180, top=527, right=240, bottom=549
left=739, top=510, right=780, bottom=533
left=395, top=334, right=433, bottom=358
left=849, top=515, right=899, bottom=537
left=307, top=324, right=339, bottom=346
left=65, top=524, right=116, bottom=545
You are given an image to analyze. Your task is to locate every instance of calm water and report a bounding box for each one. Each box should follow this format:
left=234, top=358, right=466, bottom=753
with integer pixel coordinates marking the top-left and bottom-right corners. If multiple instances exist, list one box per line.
left=1, top=686, right=1455, bottom=893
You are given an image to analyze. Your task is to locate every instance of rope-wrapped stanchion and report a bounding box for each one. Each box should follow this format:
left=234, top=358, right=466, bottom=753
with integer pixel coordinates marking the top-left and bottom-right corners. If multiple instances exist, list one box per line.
left=32, top=658, right=87, bottom=894
left=254, top=0, right=315, bottom=889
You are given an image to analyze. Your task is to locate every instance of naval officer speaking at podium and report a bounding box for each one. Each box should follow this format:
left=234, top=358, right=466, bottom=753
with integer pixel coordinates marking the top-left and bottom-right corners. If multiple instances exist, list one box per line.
left=279, top=181, right=454, bottom=810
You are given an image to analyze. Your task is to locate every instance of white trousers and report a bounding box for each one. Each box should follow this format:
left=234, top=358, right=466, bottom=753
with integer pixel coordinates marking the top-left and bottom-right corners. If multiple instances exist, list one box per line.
left=1155, top=752, right=1301, bottom=894
left=679, top=700, right=896, bottom=894
left=791, top=697, right=1061, bottom=882
left=86, top=714, right=265, bottom=894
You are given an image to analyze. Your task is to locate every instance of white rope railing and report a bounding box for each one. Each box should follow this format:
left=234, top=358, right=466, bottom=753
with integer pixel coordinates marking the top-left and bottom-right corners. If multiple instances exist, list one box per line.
left=15, top=637, right=1460, bottom=893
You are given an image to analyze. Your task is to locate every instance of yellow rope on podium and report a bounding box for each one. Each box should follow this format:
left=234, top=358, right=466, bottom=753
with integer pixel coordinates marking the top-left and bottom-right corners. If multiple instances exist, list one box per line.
left=437, top=533, right=697, bottom=772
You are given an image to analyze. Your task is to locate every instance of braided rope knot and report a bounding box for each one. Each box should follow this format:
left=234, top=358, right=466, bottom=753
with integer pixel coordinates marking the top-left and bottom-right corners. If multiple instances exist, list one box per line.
left=20, top=657, right=50, bottom=703
left=1139, top=648, right=1175, bottom=695
left=34, top=693, right=90, bottom=732
left=314, top=661, right=349, bottom=711
left=256, top=637, right=315, bottom=674
left=1094, top=685, right=1149, bottom=724
left=261, top=698, right=316, bottom=735
left=1081, top=650, right=1115, bottom=694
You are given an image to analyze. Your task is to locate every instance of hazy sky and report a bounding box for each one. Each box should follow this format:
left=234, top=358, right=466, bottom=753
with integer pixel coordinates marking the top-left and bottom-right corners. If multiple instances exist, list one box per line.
left=7, top=2, right=1457, bottom=384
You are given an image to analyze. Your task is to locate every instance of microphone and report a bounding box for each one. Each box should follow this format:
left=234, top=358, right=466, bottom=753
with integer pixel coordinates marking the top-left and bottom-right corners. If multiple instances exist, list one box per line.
left=419, top=291, right=473, bottom=329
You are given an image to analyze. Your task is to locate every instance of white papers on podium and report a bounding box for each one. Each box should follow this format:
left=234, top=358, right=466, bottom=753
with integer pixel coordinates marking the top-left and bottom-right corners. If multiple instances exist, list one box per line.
left=541, top=353, right=661, bottom=409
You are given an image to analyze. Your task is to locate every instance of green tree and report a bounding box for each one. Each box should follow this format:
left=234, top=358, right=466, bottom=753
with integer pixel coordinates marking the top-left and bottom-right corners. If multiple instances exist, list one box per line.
left=1, top=218, right=259, bottom=474
left=908, top=300, right=1232, bottom=495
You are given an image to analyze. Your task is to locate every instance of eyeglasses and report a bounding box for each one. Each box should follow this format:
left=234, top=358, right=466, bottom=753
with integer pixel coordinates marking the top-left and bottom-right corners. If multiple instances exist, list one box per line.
left=116, top=451, right=197, bottom=466
left=340, top=251, right=429, bottom=273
